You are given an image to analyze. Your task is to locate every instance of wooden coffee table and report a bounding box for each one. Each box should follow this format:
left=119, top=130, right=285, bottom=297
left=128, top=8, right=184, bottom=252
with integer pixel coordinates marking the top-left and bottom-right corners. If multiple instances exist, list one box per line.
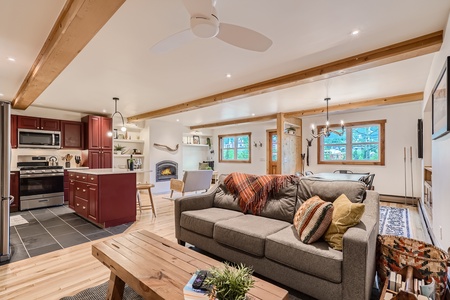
left=92, top=230, right=288, bottom=300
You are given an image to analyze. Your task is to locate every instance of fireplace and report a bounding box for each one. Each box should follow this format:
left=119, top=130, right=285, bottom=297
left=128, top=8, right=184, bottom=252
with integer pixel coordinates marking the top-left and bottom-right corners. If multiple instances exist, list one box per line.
left=155, top=160, right=178, bottom=182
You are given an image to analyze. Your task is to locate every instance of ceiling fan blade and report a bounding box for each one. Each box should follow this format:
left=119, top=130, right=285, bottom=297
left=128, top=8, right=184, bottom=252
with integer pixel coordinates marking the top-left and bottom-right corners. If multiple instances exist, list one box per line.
left=182, top=0, right=214, bottom=16
left=150, top=29, right=196, bottom=53
left=217, top=23, right=272, bottom=52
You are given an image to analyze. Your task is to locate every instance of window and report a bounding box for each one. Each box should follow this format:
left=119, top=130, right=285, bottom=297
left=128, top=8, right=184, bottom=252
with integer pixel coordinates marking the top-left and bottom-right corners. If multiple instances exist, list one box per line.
left=318, top=120, right=385, bottom=165
left=219, top=132, right=251, bottom=163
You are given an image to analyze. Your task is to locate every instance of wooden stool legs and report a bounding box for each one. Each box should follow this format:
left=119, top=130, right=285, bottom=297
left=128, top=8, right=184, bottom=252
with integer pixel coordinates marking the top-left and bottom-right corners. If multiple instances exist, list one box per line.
left=136, top=184, right=156, bottom=217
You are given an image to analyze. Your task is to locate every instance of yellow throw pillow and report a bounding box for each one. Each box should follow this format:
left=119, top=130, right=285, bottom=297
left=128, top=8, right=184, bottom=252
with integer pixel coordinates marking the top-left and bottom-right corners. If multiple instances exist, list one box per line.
left=324, top=194, right=365, bottom=250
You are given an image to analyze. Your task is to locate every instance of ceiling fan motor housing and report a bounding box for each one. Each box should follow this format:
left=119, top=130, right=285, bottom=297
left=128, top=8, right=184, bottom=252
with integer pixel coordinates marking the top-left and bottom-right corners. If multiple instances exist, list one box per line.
left=190, top=14, right=219, bottom=38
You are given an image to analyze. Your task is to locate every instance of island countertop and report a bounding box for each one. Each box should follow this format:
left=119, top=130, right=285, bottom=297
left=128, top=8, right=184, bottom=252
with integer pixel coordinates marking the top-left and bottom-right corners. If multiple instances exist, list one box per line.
left=68, top=168, right=150, bottom=175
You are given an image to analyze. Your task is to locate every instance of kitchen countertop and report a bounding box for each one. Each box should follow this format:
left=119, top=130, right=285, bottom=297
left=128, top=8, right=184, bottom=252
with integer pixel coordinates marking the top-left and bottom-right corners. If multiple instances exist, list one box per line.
left=68, top=168, right=150, bottom=175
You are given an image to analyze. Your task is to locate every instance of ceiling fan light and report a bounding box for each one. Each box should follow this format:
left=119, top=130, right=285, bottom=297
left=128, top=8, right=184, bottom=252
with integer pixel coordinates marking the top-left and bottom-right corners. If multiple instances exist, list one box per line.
left=190, top=15, right=219, bottom=38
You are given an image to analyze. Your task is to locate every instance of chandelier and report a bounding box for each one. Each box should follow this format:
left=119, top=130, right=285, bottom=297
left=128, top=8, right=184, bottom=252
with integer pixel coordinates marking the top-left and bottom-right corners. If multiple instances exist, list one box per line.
left=311, top=97, right=344, bottom=139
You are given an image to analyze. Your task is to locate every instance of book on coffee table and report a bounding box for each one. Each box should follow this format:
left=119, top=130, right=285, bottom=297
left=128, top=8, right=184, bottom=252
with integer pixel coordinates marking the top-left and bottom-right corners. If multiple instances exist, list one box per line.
left=183, top=272, right=209, bottom=300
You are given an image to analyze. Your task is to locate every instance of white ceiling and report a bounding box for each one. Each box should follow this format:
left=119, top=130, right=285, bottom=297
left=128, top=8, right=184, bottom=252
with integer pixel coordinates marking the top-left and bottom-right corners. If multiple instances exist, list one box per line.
left=1, top=0, right=450, bottom=127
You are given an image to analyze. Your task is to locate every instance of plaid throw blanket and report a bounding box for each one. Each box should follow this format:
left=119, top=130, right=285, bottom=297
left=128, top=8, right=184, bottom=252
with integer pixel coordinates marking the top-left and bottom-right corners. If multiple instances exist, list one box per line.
left=224, top=172, right=298, bottom=214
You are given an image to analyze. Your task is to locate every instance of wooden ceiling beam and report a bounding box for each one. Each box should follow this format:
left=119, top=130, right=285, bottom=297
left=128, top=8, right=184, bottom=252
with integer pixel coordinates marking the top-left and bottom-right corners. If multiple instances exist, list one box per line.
left=284, top=92, right=423, bottom=118
left=11, top=0, right=126, bottom=110
left=189, top=92, right=423, bottom=129
left=128, top=31, right=442, bottom=122
left=190, top=114, right=278, bottom=130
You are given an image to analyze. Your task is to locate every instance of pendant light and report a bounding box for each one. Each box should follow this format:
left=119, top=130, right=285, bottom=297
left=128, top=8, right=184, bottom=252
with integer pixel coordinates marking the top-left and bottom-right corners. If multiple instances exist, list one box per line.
left=107, top=97, right=126, bottom=137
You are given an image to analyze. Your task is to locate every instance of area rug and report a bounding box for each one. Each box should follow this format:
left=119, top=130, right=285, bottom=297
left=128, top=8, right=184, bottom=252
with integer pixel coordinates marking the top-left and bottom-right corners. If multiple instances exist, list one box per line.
left=9, top=215, right=28, bottom=226
left=59, top=281, right=309, bottom=300
left=60, top=282, right=142, bottom=300
left=379, top=206, right=411, bottom=238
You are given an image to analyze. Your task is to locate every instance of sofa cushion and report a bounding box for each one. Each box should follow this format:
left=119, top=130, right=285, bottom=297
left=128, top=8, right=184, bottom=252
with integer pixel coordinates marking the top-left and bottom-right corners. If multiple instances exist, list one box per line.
left=324, top=194, right=365, bottom=250
left=180, top=208, right=244, bottom=238
left=265, top=226, right=343, bottom=283
left=297, top=178, right=366, bottom=209
left=293, top=196, right=334, bottom=244
left=213, top=182, right=241, bottom=212
left=214, top=215, right=290, bottom=257
left=258, top=181, right=298, bottom=222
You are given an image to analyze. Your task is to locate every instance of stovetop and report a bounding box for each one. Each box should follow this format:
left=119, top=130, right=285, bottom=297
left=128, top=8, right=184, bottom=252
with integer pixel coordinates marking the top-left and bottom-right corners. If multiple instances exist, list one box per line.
left=19, top=166, right=64, bottom=170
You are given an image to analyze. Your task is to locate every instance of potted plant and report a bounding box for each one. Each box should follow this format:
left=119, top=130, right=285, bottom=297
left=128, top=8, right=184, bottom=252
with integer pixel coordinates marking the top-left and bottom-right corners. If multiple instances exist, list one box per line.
left=203, top=262, right=254, bottom=300
left=114, top=144, right=125, bottom=154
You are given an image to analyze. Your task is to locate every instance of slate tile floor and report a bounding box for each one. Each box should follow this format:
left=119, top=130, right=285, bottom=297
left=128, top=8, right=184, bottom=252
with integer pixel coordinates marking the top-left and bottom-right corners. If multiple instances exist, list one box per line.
left=5, top=205, right=131, bottom=264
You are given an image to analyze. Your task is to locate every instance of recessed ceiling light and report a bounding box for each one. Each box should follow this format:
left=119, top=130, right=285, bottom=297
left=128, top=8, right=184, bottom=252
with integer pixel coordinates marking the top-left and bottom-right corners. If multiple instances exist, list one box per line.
left=251, top=113, right=255, bottom=116
left=351, top=30, right=360, bottom=36
left=0, top=93, right=3, bottom=97
left=176, top=119, right=179, bottom=122
left=7, top=57, right=15, bottom=62
left=226, top=73, right=231, bottom=78
left=102, top=109, right=107, bottom=113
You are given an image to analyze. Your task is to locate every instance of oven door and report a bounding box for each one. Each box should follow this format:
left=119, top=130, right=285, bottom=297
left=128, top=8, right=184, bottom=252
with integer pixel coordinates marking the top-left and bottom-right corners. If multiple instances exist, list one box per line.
left=20, top=174, right=64, bottom=210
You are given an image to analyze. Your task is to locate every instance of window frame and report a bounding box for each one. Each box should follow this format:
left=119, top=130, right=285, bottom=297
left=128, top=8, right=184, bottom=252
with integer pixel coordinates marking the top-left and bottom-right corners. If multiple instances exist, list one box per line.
left=317, top=119, right=386, bottom=166
left=218, top=132, right=252, bottom=163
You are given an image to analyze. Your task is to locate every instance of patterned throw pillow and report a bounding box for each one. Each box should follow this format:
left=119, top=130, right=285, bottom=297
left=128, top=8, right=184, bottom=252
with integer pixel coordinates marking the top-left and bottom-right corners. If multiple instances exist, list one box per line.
left=293, top=196, right=334, bottom=244
left=324, top=194, right=365, bottom=251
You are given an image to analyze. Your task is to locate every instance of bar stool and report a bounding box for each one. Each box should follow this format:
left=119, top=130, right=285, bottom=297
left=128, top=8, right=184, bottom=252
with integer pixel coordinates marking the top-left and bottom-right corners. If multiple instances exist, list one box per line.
left=136, top=183, right=156, bottom=217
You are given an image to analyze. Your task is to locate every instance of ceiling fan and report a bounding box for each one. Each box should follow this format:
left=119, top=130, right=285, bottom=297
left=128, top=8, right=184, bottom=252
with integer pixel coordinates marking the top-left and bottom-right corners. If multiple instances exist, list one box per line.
left=151, top=0, right=273, bottom=53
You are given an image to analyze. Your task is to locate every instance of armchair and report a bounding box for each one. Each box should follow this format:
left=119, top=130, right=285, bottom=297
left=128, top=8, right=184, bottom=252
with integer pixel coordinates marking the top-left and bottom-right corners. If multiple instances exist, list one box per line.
left=170, top=170, right=213, bottom=197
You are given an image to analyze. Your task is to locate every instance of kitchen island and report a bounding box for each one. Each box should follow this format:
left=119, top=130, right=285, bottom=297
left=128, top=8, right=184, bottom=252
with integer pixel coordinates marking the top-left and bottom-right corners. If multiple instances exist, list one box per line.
left=68, top=169, right=138, bottom=228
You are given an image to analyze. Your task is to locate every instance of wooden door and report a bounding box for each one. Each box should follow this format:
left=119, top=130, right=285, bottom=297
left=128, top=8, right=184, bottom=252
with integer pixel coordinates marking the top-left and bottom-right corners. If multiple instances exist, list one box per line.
left=40, top=118, right=60, bottom=131
left=17, top=115, right=40, bottom=129
left=267, top=130, right=278, bottom=174
left=61, top=121, right=83, bottom=149
left=100, top=117, right=112, bottom=149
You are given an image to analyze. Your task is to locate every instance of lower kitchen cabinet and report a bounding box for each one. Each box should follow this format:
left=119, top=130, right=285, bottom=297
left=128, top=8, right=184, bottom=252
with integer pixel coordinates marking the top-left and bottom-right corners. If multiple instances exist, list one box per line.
left=68, top=170, right=135, bottom=227
left=10, top=171, right=19, bottom=212
left=87, top=150, right=112, bottom=169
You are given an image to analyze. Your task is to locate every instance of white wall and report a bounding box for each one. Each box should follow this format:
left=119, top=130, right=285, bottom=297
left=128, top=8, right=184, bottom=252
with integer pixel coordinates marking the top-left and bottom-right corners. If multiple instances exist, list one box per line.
left=422, top=12, right=450, bottom=249
left=12, top=106, right=85, bottom=121
left=301, top=102, right=423, bottom=197
left=147, top=119, right=183, bottom=194
left=213, top=122, right=276, bottom=176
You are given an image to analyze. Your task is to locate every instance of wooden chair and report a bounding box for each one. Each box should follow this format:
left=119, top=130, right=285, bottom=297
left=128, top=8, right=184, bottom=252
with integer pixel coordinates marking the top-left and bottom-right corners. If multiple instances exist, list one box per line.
left=170, top=170, right=213, bottom=197
left=136, top=183, right=156, bottom=217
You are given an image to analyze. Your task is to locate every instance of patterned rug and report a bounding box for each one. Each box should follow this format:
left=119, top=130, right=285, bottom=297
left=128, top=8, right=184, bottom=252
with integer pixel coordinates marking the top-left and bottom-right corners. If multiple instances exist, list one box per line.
left=379, top=206, right=411, bottom=238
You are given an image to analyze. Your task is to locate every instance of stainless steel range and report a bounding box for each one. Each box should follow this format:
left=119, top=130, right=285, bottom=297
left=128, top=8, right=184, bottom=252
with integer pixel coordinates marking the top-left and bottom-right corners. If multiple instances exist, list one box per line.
left=19, top=160, right=64, bottom=210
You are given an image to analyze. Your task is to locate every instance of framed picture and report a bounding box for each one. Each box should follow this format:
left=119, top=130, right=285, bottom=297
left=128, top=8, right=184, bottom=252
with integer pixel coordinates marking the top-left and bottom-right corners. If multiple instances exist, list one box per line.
left=193, top=135, right=200, bottom=144
left=432, top=56, right=450, bottom=140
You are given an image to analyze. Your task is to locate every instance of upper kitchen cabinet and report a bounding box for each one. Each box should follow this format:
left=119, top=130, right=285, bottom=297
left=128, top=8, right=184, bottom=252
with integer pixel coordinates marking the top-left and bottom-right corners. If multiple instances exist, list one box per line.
left=17, top=116, right=60, bottom=131
left=61, top=121, right=84, bottom=149
left=82, top=115, right=112, bottom=150
left=11, top=114, right=17, bottom=148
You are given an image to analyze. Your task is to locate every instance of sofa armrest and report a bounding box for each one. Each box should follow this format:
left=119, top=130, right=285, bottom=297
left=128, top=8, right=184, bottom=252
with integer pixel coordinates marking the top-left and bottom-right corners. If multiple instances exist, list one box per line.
left=174, top=185, right=217, bottom=241
left=341, top=191, right=379, bottom=300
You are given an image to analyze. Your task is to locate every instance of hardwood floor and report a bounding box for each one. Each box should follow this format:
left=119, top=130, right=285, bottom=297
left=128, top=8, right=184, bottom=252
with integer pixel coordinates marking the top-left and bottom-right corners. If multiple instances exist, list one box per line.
left=0, top=193, right=430, bottom=299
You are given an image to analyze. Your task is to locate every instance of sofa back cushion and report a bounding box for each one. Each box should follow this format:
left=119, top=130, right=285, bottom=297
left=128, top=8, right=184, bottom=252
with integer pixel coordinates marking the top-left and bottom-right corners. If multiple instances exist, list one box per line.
left=214, top=174, right=298, bottom=222
left=297, top=178, right=366, bottom=209
left=213, top=175, right=241, bottom=212
left=259, top=181, right=298, bottom=222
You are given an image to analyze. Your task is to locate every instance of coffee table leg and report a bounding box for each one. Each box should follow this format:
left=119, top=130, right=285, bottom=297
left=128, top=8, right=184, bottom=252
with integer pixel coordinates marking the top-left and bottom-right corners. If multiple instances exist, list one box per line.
left=107, top=272, right=125, bottom=300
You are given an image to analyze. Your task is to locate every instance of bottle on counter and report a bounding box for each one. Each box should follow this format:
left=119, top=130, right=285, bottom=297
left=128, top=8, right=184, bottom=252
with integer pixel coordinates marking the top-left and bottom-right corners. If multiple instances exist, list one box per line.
left=128, top=154, right=134, bottom=171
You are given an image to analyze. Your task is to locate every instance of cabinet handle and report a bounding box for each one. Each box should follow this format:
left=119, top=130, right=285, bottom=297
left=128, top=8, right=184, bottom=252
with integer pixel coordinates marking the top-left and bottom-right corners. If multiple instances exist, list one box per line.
left=76, top=203, right=80, bottom=206
left=82, top=189, right=86, bottom=192
left=82, top=176, right=86, bottom=179
left=90, top=178, right=94, bottom=181
left=76, top=187, right=80, bottom=190
left=82, top=206, right=86, bottom=210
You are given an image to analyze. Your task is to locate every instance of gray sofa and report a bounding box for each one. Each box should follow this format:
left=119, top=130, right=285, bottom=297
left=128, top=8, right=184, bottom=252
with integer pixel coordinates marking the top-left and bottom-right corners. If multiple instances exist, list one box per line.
left=174, top=176, right=380, bottom=300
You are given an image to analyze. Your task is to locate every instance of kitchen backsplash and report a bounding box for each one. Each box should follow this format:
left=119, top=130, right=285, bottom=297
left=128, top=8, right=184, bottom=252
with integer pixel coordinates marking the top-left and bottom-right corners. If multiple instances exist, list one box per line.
left=11, top=148, right=83, bottom=170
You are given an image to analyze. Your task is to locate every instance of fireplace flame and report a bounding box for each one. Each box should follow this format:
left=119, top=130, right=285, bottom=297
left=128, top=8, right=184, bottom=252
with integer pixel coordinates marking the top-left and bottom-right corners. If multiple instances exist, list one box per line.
left=161, top=168, right=172, bottom=175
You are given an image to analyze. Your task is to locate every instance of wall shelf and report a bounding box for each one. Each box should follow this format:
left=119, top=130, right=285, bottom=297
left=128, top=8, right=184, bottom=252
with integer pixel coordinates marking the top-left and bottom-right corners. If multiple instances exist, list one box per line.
left=113, top=139, right=144, bottom=143
left=114, top=154, right=144, bottom=158
left=182, top=143, right=209, bottom=147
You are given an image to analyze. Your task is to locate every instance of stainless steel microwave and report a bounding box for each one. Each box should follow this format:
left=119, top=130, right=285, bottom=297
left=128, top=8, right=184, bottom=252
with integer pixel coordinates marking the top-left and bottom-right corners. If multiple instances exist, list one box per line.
left=18, top=129, right=61, bottom=149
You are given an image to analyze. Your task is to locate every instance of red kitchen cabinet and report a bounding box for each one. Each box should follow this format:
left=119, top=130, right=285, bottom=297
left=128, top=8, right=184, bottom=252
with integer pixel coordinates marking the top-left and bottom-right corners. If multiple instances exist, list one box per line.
left=61, top=121, right=83, bottom=149
left=82, top=115, right=112, bottom=168
left=11, top=114, right=17, bottom=148
left=17, top=116, right=60, bottom=130
left=68, top=171, right=136, bottom=227
left=10, top=171, right=19, bottom=212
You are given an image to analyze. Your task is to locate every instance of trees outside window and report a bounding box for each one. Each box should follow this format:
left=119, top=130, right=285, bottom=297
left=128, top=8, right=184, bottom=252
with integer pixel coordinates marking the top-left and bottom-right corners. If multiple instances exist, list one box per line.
left=219, top=132, right=251, bottom=163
